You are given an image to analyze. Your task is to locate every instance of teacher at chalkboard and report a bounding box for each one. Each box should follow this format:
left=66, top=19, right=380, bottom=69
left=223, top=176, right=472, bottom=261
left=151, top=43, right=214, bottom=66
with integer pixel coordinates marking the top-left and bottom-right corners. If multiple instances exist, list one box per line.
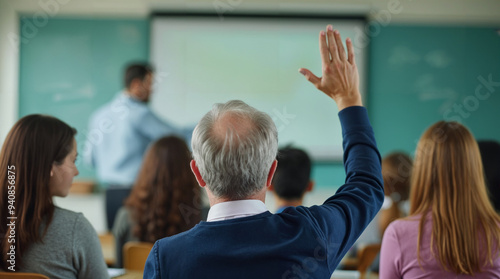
left=83, top=63, right=191, bottom=230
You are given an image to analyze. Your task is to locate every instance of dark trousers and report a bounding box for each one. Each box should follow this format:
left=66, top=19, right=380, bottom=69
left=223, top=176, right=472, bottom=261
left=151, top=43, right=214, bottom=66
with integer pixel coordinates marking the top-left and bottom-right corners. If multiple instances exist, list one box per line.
left=105, top=186, right=132, bottom=231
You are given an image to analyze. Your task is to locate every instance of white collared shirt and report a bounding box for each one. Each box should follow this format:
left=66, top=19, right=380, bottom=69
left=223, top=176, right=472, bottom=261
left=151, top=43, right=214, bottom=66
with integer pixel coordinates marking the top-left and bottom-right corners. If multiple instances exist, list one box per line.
left=207, top=200, right=268, bottom=222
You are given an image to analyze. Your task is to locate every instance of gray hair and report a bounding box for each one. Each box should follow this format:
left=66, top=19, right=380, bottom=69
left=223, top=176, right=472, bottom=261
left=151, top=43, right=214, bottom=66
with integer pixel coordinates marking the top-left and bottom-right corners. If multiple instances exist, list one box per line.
left=192, top=100, right=278, bottom=200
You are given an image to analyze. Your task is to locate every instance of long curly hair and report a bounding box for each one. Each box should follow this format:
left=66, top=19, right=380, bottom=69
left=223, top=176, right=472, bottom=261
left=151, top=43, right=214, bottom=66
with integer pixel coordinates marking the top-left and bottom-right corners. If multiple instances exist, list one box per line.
left=125, top=136, right=201, bottom=243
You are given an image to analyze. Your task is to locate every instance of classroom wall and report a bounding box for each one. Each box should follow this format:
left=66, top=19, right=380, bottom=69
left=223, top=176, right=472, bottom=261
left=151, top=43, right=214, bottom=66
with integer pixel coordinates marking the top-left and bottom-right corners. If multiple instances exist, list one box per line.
left=14, top=17, right=500, bottom=189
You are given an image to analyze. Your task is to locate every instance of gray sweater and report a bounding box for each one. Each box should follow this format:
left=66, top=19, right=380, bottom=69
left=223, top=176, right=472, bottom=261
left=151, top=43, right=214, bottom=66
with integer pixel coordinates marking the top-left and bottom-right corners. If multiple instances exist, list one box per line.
left=19, top=206, right=109, bottom=279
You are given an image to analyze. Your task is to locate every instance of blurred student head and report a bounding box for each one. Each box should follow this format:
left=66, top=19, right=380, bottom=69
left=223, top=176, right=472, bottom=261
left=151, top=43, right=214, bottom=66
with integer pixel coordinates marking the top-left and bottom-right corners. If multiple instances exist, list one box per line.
left=477, top=140, right=500, bottom=212
left=270, top=146, right=314, bottom=209
left=191, top=100, right=278, bottom=202
left=378, top=151, right=412, bottom=236
left=126, top=136, right=200, bottom=242
left=409, top=121, right=500, bottom=274
left=0, top=114, right=77, bottom=269
left=382, top=152, right=412, bottom=205
left=124, top=63, right=154, bottom=102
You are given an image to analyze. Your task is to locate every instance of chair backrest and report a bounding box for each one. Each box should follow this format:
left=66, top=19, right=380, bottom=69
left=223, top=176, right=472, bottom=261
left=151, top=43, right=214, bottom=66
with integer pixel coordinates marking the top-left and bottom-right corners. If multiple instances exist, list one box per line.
left=0, top=272, right=50, bottom=279
left=356, top=243, right=381, bottom=279
left=123, top=241, right=154, bottom=271
left=98, top=232, right=116, bottom=267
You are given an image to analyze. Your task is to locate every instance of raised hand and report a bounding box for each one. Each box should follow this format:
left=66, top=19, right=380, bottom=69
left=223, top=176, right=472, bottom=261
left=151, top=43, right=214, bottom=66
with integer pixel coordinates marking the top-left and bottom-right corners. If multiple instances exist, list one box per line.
left=299, top=25, right=362, bottom=111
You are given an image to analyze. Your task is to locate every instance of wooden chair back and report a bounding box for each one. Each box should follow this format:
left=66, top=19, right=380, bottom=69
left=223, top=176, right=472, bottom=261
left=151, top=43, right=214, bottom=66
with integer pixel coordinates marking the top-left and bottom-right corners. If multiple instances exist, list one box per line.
left=123, top=241, right=154, bottom=271
left=357, top=243, right=381, bottom=279
left=0, top=272, right=50, bottom=279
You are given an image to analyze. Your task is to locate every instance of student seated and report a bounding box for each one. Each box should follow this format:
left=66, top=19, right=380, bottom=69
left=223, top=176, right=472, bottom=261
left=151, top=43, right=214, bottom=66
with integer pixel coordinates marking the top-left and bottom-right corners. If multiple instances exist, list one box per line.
left=378, top=152, right=412, bottom=236
left=112, top=136, right=201, bottom=268
left=345, top=152, right=412, bottom=272
left=380, top=122, right=500, bottom=278
left=354, top=152, right=413, bottom=247
left=269, top=146, right=314, bottom=213
left=143, top=26, right=384, bottom=278
left=0, top=115, right=108, bottom=278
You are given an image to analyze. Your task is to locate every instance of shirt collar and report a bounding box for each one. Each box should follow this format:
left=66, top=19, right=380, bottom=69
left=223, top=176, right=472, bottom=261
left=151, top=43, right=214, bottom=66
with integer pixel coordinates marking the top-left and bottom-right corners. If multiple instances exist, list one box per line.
left=207, top=200, right=268, bottom=222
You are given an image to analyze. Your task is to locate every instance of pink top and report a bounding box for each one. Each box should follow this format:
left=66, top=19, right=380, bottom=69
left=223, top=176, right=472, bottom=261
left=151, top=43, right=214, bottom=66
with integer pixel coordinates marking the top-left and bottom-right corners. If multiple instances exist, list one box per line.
left=380, top=215, right=500, bottom=279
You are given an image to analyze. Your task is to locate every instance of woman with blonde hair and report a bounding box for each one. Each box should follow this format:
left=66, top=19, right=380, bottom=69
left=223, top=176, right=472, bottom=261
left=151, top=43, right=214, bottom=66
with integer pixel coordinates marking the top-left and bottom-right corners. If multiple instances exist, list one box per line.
left=380, top=121, right=500, bottom=278
left=112, top=136, right=201, bottom=267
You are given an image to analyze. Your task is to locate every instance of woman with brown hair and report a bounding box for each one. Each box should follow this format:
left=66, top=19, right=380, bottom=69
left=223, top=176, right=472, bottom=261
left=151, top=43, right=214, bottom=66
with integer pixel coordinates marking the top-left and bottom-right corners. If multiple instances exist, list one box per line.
left=380, top=121, right=500, bottom=278
left=112, top=136, right=201, bottom=267
left=0, top=115, right=108, bottom=278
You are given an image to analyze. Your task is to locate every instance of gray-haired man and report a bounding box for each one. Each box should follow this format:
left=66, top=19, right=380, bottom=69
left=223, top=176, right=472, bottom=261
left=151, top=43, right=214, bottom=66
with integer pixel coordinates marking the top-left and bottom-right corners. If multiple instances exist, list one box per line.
left=144, top=26, right=383, bottom=279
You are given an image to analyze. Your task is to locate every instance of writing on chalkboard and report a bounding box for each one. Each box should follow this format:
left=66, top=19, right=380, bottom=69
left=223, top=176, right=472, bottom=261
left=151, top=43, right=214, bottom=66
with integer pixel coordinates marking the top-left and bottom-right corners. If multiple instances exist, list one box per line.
left=389, top=45, right=458, bottom=113
left=414, top=74, right=458, bottom=113
left=389, top=46, right=452, bottom=68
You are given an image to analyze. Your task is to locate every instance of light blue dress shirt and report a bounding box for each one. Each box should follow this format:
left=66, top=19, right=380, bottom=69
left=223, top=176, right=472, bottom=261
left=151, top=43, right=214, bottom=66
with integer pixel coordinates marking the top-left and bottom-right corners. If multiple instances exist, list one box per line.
left=84, top=92, right=192, bottom=187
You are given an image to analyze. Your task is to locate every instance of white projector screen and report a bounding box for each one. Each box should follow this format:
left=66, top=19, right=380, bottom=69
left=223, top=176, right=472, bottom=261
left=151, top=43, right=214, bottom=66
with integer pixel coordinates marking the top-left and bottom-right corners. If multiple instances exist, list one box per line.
left=150, top=15, right=367, bottom=160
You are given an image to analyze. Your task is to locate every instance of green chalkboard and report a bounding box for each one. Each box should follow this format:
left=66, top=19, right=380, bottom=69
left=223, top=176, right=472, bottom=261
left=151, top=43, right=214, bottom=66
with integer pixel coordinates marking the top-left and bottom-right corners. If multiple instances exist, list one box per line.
left=369, top=25, right=500, bottom=157
left=19, top=17, right=150, bottom=180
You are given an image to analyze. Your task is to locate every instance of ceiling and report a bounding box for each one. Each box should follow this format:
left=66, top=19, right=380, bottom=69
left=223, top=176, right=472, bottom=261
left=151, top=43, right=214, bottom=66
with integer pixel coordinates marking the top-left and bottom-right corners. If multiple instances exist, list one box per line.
left=1, top=0, right=500, bottom=25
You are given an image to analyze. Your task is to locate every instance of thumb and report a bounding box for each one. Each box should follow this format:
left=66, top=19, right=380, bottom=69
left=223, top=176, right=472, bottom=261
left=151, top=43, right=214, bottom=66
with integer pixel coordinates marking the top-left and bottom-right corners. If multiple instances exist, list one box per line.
left=299, top=68, right=321, bottom=87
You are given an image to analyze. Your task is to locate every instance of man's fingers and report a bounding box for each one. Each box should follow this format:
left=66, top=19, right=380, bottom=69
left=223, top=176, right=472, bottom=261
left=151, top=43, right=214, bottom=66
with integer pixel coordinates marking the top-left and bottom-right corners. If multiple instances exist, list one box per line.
left=299, top=68, right=321, bottom=87
left=346, top=38, right=355, bottom=65
left=319, top=31, right=331, bottom=66
left=334, top=30, right=346, bottom=61
left=326, top=25, right=339, bottom=62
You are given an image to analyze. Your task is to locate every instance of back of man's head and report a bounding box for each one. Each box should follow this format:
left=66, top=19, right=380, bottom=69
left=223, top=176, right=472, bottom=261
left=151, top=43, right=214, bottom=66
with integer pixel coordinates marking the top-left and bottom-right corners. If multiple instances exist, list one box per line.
left=124, top=63, right=153, bottom=89
left=272, top=147, right=312, bottom=200
left=192, top=100, right=278, bottom=200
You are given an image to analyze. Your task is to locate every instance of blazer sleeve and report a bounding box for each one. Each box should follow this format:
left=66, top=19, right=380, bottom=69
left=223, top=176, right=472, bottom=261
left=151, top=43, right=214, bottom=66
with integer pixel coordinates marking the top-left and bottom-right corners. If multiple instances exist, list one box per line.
left=144, top=240, right=161, bottom=279
left=294, top=106, right=384, bottom=270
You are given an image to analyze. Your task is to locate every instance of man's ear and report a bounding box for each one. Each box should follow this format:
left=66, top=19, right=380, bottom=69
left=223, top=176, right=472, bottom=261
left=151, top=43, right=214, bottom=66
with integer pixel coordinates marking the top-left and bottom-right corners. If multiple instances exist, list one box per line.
left=128, top=78, right=143, bottom=97
left=306, top=180, right=315, bottom=192
left=266, top=160, right=278, bottom=188
left=190, top=160, right=206, bottom=187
